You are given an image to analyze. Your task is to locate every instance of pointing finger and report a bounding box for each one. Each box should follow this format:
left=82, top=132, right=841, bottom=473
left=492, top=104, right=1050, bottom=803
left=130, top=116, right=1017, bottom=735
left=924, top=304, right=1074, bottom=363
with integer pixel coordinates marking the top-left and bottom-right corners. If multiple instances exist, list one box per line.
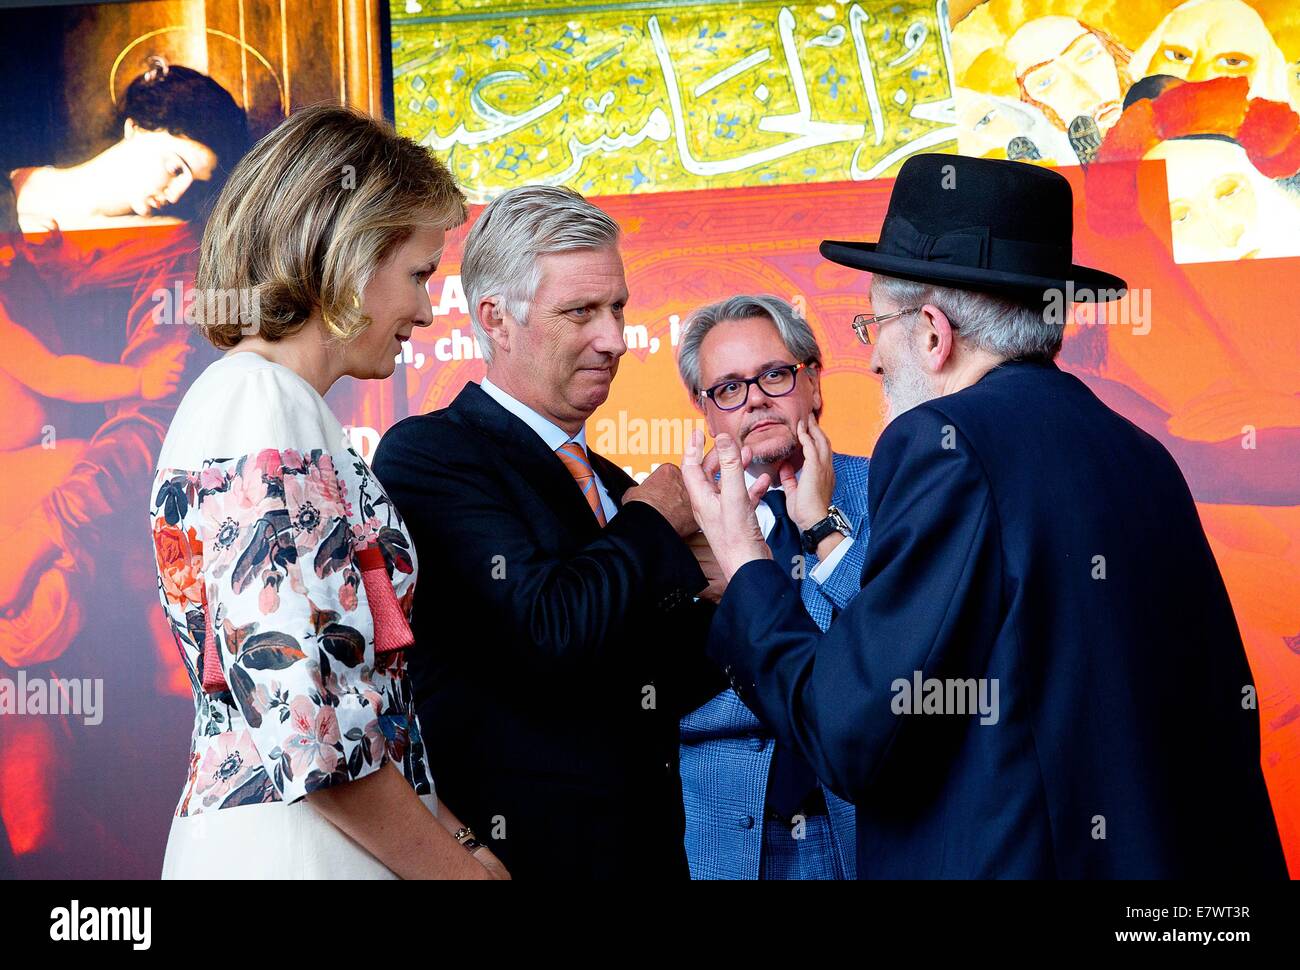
left=714, top=433, right=750, bottom=511
left=778, top=461, right=798, bottom=492
left=684, top=427, right=705, bottom=468
left=795, top=418, right=815, bottom=459
left=808, top=412, right=831, bottom=463
left=681, top=429, right=712, bottom=505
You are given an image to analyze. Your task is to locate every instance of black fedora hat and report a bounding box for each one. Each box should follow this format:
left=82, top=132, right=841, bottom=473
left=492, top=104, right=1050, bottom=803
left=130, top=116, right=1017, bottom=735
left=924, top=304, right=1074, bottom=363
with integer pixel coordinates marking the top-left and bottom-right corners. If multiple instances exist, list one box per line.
left=821, top=154, right=1127, bottom=304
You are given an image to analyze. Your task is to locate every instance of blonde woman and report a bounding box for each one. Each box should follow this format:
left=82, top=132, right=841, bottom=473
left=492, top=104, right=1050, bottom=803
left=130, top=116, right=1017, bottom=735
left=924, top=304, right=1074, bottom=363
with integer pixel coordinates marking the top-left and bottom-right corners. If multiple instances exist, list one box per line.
left=149, top=105, right=507, bottom=879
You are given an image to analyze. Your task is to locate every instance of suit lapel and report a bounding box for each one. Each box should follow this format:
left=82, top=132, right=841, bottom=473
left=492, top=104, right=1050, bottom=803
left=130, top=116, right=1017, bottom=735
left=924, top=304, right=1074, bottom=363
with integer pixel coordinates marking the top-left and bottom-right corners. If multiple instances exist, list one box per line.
left=449, top=382, right=605, bottom=538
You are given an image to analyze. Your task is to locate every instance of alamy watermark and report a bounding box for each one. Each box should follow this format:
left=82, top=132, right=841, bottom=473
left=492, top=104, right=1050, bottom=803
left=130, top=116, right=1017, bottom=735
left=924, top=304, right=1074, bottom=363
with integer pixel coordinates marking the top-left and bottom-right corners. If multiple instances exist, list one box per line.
left=0, top=671, right=103, bottom=726
left=151, top=281, right=260, bottom=335
left=1042, top=282, right=1151, bottom=335
left=590, top=409, right=708, bottom=457
left=891, top=670, right=1000, bottom=725
left=49, top=900, right=150, bottom=949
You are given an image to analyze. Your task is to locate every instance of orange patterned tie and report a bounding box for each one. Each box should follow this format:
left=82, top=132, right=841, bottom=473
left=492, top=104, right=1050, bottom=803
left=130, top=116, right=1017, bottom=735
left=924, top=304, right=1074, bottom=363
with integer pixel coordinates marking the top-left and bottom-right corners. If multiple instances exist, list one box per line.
left=556, top=441, right=607, bottom=526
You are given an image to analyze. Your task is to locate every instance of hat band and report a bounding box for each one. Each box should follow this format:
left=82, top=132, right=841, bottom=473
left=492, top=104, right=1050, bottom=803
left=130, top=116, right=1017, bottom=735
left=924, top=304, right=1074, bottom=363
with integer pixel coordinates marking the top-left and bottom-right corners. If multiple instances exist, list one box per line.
left=877, top=215, right=1071, bottom=279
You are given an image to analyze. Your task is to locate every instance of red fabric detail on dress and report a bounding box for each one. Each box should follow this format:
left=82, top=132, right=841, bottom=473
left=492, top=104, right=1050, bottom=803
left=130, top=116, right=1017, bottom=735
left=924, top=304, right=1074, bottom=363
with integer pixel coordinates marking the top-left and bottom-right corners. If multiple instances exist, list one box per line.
left=355, top=545, right=414, bottom=656
left=200, top=585, right=228, bottom=693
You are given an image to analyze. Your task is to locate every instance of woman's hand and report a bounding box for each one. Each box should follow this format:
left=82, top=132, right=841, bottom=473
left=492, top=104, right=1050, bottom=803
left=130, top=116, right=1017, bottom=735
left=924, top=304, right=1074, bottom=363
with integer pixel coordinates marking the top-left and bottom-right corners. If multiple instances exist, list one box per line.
left=308, top=764, right=503, bottom=879
left=472, top=845, right=511, bottom=880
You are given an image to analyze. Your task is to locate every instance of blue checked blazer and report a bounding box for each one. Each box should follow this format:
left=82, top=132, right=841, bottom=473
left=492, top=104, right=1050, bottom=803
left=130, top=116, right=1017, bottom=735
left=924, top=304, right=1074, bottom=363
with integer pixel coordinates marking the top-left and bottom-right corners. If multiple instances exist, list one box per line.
left=680, top=452, right=870, bottom=879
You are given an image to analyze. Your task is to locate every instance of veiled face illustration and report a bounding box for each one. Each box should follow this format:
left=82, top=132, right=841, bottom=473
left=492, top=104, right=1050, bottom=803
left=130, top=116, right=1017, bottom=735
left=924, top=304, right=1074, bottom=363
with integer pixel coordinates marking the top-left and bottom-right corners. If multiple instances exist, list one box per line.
left=1146, top=137, right=1300, bottom=263
left=1009, top=16, right=1126, bottom=134
left=1139, top=0, right=1278, bottom=90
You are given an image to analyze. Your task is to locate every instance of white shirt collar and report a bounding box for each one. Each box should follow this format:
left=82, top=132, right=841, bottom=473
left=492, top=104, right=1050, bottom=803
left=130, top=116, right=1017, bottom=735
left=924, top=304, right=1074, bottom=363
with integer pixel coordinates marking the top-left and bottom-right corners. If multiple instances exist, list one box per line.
left=745, top=466, right=800, bottom=492
left=480, top=377, right=589, bottom=454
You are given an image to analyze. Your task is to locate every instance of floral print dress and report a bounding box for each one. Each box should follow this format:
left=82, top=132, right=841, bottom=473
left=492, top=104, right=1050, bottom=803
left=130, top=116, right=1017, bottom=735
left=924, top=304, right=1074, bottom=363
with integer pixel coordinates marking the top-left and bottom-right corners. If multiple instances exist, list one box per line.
left=149, top=352, right=432, bottom=876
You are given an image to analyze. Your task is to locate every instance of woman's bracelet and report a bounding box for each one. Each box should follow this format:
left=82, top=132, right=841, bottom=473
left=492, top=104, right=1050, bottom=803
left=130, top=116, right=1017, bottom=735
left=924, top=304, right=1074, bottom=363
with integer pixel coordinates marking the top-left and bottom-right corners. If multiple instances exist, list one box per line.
left=452, top=826, right=484, bottom=853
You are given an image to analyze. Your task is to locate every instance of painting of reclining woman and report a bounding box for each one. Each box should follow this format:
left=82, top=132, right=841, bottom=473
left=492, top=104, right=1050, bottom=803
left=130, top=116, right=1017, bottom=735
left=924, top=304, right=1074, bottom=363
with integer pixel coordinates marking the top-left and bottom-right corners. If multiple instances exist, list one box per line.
left=0, top=38, right=250, bottom=875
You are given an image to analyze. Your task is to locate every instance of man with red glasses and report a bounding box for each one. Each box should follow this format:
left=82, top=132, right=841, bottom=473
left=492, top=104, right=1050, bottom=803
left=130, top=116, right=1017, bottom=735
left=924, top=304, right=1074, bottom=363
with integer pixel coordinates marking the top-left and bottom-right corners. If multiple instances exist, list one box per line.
left=676, top=295, right=869, bottom=879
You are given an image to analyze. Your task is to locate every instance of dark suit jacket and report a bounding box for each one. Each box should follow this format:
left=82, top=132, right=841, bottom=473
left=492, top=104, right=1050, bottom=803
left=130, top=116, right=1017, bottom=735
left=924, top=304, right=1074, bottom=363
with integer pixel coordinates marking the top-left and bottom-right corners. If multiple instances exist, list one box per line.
left=372, top=382, right=721, bottom=879
left=713, top=359, right=1288, bottom=878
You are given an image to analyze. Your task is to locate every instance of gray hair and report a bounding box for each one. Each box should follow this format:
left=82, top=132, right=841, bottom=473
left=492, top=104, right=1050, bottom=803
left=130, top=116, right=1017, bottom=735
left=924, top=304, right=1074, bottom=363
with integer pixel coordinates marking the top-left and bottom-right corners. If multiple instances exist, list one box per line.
left=870, top=274, right=1062, bottom=361
left=677, top=295, right=823, bottom=396
left=461, top=184, right=620, bottom=363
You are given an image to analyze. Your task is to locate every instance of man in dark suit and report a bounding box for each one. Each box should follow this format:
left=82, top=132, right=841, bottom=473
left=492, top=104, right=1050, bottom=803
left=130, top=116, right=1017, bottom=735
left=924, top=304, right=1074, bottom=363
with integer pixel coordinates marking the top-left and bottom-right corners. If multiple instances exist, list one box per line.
left=683, top=154, right=1288, bottom=878
left=373, top=185, right=724, bottom=878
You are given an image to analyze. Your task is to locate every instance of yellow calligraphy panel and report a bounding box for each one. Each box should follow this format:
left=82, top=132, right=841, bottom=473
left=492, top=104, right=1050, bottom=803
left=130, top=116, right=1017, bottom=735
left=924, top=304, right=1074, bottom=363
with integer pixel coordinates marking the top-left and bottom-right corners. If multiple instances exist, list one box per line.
left=391, top=0, right=959, bottom=200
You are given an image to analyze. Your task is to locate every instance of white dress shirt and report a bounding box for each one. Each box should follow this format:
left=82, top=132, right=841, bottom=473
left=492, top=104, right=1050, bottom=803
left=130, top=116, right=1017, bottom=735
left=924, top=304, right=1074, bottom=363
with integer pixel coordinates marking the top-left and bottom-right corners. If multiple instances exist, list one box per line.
left=745, top=469, right=854, bottom=585
left=480, top=377, right=619, bottom=522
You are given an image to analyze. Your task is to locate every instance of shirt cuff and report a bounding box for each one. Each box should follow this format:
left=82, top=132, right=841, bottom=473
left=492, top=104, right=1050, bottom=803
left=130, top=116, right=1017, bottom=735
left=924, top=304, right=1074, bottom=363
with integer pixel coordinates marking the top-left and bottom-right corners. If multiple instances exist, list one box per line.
left=809, top=536, right=854, bottom=584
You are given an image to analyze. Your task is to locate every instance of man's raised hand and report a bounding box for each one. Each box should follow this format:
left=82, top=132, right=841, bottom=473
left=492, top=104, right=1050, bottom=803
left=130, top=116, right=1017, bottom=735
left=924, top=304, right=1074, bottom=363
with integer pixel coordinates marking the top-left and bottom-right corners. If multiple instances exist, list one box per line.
left=681, top=430, right=770, bottom=582
left=622, top=463, right=698, bottom=537
left=778, top=412, right=837, bottom=532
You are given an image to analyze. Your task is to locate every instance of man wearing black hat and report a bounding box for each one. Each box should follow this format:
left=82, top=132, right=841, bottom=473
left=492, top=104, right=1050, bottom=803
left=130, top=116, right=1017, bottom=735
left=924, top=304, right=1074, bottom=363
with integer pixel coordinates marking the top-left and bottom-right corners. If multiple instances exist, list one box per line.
left=682, top=153, right=1288, bottom=878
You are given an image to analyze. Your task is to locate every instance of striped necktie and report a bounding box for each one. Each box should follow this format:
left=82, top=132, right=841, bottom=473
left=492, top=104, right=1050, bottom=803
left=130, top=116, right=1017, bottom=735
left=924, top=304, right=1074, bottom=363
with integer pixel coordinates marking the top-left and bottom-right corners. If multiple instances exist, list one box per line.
left=556, top=441, right=607, bottom=526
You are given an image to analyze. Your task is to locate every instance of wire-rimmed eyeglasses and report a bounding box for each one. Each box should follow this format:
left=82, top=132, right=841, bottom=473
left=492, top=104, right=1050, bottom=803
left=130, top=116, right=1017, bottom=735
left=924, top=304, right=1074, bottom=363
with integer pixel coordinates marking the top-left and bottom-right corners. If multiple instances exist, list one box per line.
left=852, top=306, right=922, bottom=345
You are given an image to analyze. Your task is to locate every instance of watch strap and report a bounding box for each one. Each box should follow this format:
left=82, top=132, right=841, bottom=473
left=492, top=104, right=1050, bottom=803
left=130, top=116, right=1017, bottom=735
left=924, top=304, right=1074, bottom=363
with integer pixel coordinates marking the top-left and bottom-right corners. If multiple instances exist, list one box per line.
left=800, top=505, right=851, bottom=553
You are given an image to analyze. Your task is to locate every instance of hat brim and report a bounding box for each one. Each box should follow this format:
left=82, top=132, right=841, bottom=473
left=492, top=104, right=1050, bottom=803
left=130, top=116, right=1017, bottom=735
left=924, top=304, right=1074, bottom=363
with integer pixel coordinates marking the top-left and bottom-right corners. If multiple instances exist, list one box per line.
left=820, top=240, right=1128, bottom=304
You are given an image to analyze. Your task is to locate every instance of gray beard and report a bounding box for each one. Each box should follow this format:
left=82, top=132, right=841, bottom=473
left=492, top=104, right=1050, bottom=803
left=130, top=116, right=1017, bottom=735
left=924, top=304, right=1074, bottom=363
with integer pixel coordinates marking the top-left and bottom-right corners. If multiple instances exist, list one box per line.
left=749, top=437, right=798, bottom=467
left=882, top=351, right=936, bottom=424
